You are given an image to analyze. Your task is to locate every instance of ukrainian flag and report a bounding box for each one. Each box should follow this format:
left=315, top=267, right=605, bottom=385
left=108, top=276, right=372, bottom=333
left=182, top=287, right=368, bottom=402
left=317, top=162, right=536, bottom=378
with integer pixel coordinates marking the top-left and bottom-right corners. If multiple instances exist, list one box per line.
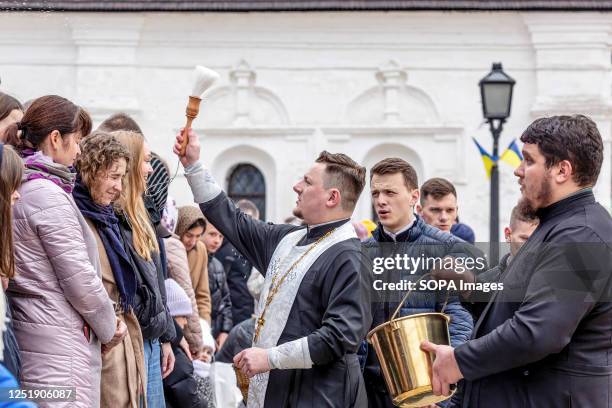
left=500, top=139, right=523, bottom=168
left=472, top=137, right=495, bottom=178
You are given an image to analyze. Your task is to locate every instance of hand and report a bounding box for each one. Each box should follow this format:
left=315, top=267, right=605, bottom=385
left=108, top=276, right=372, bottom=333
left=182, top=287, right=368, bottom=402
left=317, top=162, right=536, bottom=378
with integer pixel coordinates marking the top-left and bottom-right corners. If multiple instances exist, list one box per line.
left=102, top=320, right=128, bottom=355
left=173, top=128, right=200, bottom=167
left=233, top=347, right=270, bottom=378
left=161, top=342, right=176, bottom=379
left=420, top=341, right=463, bottom=397
left=216, top=332, right=229, bottom=350
left=179, top=337, right=192, bottom=361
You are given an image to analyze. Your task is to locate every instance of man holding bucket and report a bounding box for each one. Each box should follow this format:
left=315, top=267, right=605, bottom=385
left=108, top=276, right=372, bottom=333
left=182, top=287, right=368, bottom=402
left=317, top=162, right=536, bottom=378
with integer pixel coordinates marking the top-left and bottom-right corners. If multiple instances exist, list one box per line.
left=363, top=157, right=480, bottom=407
left=423, top=115, right=612, bottom=407
left=174, top=129, right=372, bottom=407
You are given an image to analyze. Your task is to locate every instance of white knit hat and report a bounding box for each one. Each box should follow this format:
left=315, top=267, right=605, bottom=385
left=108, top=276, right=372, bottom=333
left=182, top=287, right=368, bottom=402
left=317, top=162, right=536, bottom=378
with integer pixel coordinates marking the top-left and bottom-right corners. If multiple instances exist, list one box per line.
left=164, top=279, right=193, bottom=317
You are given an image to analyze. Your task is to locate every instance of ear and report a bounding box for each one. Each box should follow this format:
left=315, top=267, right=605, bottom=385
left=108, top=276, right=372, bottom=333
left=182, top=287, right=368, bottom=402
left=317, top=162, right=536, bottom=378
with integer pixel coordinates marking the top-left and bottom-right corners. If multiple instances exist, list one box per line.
left=555, top=159, right=573, bottom=184
left=504, top=226, right=512, bottom=242
left=327, top=188, right=341, bottom=209
left=409, top=189, right=420, bottom=208
left=415, top=203, right=423, bottom=214
left=48, top=130, right=62, bottom=150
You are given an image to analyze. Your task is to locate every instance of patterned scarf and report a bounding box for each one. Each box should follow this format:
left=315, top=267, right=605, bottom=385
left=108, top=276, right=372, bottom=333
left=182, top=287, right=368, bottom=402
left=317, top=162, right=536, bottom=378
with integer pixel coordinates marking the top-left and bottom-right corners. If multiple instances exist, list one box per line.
left=23, top=151, right=76, bottom=193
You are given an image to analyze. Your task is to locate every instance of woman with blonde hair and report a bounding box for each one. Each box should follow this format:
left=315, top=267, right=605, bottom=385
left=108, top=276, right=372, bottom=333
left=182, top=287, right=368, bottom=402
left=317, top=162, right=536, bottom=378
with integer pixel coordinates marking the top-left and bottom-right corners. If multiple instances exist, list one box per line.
left=73, top=132, right=146, bottom=408
left=7, top=95, right=120, bottom=408
left=112, top=130, right=176, bottom=408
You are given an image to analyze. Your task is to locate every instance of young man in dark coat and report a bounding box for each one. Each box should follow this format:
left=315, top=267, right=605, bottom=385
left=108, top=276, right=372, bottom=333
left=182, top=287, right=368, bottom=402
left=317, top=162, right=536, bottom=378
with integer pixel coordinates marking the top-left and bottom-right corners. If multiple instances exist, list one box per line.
left=174, top=131, right=372, bottom=408
left=201, top=221, right=233, bottom=349
left=423, top=115, right=612, bottom=408
left=363, top=158, right=479, bottom=408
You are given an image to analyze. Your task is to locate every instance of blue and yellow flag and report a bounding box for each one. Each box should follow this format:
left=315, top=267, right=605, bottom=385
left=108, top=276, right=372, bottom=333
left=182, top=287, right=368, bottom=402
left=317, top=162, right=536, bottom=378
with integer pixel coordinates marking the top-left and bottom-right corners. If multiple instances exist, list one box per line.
left=472, top=137, right=495, bottom=178
left=500, top=139, right=523, bottom=168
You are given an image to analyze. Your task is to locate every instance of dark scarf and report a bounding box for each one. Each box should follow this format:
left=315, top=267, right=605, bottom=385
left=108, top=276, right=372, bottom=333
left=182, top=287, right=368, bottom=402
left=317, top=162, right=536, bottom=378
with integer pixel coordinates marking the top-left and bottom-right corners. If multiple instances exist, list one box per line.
left=73, top=177, right=136, bottom=311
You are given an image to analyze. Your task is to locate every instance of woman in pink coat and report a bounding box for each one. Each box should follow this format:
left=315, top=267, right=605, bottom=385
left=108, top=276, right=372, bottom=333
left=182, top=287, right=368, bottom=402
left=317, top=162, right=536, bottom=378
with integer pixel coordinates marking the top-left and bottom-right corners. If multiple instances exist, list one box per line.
left=5, top=95, right=124, bottom=408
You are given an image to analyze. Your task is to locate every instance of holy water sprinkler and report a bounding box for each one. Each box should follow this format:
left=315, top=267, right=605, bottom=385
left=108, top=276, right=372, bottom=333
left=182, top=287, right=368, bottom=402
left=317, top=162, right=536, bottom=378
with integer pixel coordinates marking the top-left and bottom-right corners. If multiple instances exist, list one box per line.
left=179, top=65, right=220, bottom=155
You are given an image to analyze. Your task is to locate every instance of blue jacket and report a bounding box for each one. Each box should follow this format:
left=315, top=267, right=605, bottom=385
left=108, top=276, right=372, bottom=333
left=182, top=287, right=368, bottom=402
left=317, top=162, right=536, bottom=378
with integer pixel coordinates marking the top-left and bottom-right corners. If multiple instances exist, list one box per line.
left=363, top=215, right=482, bottom=408
left=0, top=364, right=36, bottom=407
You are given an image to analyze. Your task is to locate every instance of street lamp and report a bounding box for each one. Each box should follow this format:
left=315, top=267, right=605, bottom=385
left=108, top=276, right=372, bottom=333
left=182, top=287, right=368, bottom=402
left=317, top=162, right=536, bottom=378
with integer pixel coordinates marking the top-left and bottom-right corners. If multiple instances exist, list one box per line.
left=479, top=62, right=515, bottom=265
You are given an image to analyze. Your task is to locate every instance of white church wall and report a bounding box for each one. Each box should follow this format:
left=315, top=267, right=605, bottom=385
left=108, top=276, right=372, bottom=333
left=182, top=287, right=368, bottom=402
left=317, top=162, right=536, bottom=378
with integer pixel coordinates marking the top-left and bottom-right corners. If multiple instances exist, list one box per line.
left=0, top=10, right=610, bottom=240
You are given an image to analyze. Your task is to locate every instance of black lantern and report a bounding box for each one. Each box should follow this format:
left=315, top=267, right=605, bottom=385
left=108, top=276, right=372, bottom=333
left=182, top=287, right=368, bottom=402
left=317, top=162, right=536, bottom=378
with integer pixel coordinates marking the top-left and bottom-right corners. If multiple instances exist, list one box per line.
left=479, top=62, right=515, bottom=120
left=479, top=62, right=515, bottom=266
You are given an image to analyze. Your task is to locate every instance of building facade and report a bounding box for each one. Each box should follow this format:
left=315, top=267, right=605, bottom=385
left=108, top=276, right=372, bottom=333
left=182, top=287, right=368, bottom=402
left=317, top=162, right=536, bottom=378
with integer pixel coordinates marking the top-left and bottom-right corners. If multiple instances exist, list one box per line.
left=1, top=2, right=610, bottom=240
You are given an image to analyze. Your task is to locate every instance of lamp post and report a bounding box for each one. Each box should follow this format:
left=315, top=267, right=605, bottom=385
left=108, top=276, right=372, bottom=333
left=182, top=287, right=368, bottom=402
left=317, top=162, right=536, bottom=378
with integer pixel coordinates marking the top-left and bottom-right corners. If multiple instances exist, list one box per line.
left=479, top=62, right=515, bottom=265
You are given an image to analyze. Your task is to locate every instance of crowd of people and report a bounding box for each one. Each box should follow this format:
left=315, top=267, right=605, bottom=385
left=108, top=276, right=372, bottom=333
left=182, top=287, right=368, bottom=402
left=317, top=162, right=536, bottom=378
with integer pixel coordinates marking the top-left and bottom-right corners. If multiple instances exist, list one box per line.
left=0, top=90, right=610, bottom=408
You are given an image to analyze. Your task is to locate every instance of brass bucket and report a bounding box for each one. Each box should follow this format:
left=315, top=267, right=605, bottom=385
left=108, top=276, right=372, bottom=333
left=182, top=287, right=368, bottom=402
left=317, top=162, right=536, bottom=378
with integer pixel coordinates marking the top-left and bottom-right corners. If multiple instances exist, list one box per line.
left=367, top=274, right=454, bottom=407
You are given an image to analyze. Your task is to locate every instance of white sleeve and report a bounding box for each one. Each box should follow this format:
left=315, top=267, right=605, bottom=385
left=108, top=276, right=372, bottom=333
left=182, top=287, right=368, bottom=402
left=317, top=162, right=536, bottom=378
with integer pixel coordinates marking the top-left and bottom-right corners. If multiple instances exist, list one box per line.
left=183, top=161, right=223, bottom=204
left=267, top=337, right=313, bottom=370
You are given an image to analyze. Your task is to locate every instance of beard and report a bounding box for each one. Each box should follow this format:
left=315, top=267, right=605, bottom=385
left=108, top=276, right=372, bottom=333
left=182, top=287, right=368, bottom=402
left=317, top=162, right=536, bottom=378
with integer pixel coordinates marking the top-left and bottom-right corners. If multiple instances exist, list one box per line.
left=292, top=206, right=303, bottom=219
left=518, top=171, right=553, bottom=217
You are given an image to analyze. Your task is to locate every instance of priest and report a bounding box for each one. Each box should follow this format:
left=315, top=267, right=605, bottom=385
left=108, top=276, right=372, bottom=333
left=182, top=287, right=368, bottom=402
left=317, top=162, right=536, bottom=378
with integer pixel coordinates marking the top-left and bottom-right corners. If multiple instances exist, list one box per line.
left=174, top=129, right=372, bottom=408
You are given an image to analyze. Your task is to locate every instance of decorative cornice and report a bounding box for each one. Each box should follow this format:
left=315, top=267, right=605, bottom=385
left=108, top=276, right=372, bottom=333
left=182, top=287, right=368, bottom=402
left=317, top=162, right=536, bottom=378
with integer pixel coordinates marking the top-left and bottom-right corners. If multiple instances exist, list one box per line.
left=2, top=1, right=612, bottom=12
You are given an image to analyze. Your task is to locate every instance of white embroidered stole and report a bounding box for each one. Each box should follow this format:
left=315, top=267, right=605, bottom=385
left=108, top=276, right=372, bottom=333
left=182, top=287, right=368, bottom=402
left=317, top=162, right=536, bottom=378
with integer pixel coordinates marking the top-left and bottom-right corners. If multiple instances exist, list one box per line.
left=247, top=221, right=357, bottom=407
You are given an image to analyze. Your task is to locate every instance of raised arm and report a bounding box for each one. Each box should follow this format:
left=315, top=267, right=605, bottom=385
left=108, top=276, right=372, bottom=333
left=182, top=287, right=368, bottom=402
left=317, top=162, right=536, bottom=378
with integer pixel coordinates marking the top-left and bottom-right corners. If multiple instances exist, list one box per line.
left=175, top=130, right=299, bottom=275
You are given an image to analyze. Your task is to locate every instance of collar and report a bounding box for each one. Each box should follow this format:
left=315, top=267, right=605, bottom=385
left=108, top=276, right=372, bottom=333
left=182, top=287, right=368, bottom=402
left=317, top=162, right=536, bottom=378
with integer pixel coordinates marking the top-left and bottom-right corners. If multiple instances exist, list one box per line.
left=299, top=218, right=351, bottom=246
left=383, top=217, right=416, bottom=241
left=536, top=188, right=595, bottom=223
left=373, top=215, right=424, bottom=243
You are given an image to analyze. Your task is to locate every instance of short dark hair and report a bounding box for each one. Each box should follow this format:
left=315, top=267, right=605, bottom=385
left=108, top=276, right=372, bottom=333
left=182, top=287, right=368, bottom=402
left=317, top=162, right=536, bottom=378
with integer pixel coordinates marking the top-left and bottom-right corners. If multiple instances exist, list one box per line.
left=509, top=204, right=539, bottom=230
left=236, top=199, right=260, bottom=220
left=420, top=177, right=456, bottom=206
left=98, top=112, right=143, bottom=134
left=520, top=115, right=603, bottom=187
left=315, top=151, right=366, bottom=211
left=370, top=157, right=418, bottom=190
left=188, top=219, right=207, bottom=232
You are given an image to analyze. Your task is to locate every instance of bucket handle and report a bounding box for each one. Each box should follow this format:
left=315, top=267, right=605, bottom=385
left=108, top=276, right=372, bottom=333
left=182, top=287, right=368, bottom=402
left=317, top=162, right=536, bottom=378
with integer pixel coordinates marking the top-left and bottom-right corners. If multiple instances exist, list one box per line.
left=390, top=272, right=451, bottom=321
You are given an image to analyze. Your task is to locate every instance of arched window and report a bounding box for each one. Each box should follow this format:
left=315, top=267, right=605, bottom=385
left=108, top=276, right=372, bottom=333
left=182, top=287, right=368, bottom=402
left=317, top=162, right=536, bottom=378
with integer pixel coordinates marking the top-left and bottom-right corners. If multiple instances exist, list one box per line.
left=227, top=163, right=266, bottom=220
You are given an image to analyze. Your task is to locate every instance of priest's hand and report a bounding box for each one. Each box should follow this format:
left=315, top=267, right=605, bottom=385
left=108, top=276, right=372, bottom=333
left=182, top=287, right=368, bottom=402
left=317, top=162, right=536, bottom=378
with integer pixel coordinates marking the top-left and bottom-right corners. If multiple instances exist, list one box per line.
left=234, top=347, right=271, bottom=378
left=173, top=128, right=200, bottom=167
left=420, top=341, right=463, bottom=397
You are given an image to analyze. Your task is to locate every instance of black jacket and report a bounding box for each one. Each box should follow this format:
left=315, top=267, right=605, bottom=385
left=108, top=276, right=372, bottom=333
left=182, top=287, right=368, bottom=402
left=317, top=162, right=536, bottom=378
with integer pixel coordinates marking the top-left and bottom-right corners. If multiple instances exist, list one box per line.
left=207, top=256, right=233, bottom=337
left=453, top=190, right=612, bottom=408
left=164, top=322, right=202, bottom=408
left=214, top=240, right=255, bottom=326
left=461, top=252, right=511, bottom=321
left=215, top=317, right=255, bottom=363
left=118, top=212, right=176, bottom=343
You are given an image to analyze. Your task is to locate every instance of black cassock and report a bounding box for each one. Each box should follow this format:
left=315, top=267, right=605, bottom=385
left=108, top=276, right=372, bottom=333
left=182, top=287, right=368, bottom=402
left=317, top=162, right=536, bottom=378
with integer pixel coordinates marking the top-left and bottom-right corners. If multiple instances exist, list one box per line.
left=199, top=192, right=372, bottom=407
